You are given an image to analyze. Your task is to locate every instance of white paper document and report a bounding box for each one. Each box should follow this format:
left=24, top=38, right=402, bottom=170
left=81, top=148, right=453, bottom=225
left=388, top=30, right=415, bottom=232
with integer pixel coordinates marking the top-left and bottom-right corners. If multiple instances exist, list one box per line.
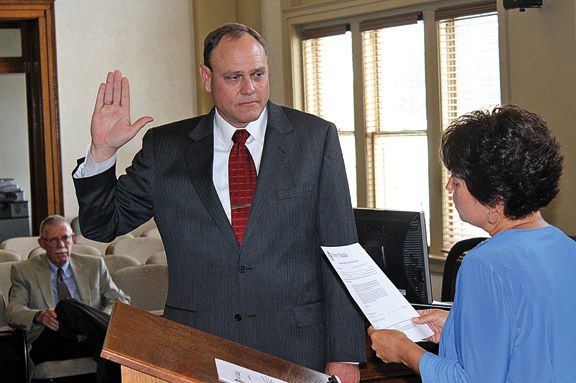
left=321, top=243, right=434, bottom=342
left=215, top=358, right=288, bottom=383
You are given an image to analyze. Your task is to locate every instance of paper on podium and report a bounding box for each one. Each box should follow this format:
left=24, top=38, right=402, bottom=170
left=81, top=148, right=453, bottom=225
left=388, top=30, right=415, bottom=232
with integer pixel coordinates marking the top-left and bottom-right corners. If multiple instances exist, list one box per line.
left=322, top=243, right=434, bottom=342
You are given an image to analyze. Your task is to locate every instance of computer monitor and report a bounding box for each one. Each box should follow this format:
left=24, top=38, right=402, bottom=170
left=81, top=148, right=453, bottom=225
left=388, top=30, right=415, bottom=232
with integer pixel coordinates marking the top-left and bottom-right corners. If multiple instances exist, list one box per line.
left=353, top=208, right=432, bottom=305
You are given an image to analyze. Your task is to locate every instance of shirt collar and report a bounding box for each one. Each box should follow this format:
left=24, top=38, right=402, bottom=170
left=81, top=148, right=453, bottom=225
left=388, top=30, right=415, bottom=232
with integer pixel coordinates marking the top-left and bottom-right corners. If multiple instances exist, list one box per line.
left=46, top=256, right=71, bottom=274
left=213, top=107, right=268, bottom=149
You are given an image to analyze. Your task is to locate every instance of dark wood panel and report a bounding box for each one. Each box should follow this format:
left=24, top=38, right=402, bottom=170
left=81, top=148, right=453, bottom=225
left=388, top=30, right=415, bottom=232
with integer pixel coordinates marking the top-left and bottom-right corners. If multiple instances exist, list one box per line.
left=0, top=57, right=25, bottom=72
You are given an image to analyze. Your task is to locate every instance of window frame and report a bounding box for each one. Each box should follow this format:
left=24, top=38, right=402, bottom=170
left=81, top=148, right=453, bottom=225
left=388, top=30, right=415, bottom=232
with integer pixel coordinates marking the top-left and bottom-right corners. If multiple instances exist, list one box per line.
left=284, top=0, right=508, bottom=258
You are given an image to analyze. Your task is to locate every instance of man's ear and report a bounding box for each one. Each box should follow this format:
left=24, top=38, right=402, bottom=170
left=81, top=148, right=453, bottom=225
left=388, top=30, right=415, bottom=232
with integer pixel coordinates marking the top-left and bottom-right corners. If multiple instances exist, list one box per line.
left=38, top=237, right=46, bottom=250
left=199, top=64, right=212, bottom=93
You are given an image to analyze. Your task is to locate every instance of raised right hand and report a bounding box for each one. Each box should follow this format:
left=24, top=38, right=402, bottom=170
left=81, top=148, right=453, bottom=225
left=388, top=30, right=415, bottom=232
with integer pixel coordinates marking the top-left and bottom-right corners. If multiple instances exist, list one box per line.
left=90, top=70, right=153, bottom=163
left=412, top=309, right=450, bottom=344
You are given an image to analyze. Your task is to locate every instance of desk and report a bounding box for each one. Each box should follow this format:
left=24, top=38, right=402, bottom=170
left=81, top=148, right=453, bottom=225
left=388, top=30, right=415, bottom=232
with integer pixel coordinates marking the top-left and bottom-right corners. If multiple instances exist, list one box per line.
left=360, top=336, right=438, bottom=383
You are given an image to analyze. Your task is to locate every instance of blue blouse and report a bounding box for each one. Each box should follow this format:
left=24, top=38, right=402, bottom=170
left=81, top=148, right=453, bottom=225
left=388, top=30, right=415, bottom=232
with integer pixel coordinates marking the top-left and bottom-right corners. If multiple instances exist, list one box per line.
left=420, top=226, right=576, bottom=382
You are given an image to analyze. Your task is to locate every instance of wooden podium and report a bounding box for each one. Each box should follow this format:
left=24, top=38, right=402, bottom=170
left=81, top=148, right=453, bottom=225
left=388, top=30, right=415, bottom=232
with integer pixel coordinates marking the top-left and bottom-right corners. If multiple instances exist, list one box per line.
left=101, top=302, right=334, bottom=383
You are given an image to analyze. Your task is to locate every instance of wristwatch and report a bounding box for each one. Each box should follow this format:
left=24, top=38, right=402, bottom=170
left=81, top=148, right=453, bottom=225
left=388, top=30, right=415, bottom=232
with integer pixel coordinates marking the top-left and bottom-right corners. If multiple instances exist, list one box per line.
left=33, top=311, right=42, bottom=323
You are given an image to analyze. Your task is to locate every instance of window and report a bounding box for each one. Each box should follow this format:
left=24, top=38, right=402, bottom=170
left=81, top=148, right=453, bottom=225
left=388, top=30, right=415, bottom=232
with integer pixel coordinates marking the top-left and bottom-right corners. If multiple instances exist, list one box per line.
left=298, top=1, right=499, bottom=253
left=302, top=27, right=357, bottom=204
left=360, top=16, right=429, bottom=220
left=438, top=5, right=500, bottom=248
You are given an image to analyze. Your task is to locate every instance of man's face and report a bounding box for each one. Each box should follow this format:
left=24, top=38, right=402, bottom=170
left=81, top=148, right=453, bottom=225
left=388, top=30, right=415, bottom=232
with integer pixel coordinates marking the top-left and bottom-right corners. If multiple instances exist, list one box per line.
left=39, top=224, right=75, bottom=267
left=200, top=34, right=270, bottom=128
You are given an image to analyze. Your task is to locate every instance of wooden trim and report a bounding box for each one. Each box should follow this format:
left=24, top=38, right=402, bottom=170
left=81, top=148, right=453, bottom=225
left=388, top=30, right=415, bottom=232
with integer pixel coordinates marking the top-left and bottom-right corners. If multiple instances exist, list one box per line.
left=0, top=0, right=63, bottom=234
left=301, top=23, right=348, bottom=40
left=0, top=57, right=25, bottom=72
left=359, top=12, right=421, bottom=32
left=435, top=1, right=497, bottom=21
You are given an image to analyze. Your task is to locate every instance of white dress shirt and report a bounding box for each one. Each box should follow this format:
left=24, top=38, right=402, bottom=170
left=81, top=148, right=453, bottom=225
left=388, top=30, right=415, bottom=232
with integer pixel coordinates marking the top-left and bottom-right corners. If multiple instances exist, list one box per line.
left=73, top=107, right=268, bottom=223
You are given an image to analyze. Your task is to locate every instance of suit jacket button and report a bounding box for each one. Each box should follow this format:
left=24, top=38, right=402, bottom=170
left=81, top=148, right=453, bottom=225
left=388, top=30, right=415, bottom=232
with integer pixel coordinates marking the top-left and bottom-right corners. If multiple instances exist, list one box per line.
left=239, top=266, right=246, bottom=273
left=235, top=314, right=242, bottom=321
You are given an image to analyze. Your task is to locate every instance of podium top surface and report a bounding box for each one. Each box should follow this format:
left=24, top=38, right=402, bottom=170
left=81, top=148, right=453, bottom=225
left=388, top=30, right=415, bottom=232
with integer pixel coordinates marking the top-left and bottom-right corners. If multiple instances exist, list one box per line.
left=102, top=302, right=332, bottom=383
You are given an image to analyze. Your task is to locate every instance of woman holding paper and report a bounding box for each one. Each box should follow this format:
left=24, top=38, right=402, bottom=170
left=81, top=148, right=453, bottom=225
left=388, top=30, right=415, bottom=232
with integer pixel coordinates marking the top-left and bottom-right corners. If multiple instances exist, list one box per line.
left=368, top=105, right=576, bottom=381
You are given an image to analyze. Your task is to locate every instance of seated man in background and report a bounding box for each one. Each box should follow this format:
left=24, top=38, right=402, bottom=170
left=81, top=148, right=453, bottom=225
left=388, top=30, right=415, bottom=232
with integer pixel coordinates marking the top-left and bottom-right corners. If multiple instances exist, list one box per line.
left=6, top=215, right=129, bottom=382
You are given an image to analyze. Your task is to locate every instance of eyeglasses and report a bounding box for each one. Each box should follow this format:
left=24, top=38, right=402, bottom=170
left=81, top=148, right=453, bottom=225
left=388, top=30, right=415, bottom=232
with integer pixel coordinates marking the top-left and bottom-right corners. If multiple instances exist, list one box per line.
left=42, top=235, right=73, bottom=245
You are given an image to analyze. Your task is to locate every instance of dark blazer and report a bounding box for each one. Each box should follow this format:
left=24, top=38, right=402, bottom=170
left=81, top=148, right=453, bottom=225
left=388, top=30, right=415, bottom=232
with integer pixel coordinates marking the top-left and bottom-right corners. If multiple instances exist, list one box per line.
left=74, top=101, right=365, bottom=369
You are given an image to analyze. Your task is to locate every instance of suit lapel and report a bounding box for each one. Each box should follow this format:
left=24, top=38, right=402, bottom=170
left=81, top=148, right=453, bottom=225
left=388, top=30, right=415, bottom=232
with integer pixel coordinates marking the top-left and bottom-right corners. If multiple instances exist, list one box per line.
left=34, top=255, right=55, bottom=308
left=69, top=256, right=91, bottom=305
left=242, top=102, right=293, bottom=243
left=185, top=109, right=238, bottom=247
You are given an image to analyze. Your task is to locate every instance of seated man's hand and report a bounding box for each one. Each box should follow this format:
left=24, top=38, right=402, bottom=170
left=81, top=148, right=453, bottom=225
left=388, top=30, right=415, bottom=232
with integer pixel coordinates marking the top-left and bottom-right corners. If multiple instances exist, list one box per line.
left=35, top=308, right=60, bottom=331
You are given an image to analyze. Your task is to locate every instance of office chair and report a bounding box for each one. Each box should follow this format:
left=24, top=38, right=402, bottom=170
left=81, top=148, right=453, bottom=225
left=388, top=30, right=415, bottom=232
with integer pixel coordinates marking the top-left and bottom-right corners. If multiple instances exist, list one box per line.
left=0, top=236, right=40, bottom=261
left=145, top=251, right=167, bottom=265
left=0, top=249, right=22, bottom=262
left=441, top=237, right=488, bottom=302
left=112, top=264, right=168, bottom=315
left=105, top=237, right=165, bottom=264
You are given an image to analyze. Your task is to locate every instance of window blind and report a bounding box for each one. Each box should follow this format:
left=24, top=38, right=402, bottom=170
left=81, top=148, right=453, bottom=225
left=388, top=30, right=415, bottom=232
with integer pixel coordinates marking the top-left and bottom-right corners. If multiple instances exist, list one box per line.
left=438, top=8, right=500, bottom=249
left=302, top=30, right=357, bottom=205
left=361, top=18, right=429, bottom=226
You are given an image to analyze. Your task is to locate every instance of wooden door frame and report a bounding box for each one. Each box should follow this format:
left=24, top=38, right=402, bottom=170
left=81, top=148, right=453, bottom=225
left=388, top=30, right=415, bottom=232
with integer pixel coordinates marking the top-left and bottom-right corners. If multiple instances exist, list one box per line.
left=0, top=0, right=63, bottom=234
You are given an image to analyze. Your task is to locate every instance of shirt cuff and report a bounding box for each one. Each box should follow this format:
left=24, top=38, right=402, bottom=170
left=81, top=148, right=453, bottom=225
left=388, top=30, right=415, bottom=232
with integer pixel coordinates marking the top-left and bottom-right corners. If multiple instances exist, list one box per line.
left=73, top=144, right=116, bottom=179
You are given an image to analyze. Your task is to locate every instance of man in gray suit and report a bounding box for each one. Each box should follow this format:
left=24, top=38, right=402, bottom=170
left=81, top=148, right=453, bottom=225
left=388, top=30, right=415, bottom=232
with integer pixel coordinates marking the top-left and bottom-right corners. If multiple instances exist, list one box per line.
left=6, top=215, right=129, bottom=376
left=73, top=23, right=365, bottom=382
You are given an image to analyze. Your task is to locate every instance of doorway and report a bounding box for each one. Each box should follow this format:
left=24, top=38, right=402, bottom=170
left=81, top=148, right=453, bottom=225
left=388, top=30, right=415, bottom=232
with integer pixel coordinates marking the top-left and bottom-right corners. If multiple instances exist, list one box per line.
left=0, top=1, right=63, bottom=236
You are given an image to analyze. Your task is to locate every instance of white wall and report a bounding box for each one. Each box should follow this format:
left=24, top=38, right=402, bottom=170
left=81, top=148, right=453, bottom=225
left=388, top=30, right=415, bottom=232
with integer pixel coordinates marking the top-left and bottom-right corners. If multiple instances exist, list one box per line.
left=54, top=0, right=197, bottom=219
left=503, top=1, right=576, bottom=232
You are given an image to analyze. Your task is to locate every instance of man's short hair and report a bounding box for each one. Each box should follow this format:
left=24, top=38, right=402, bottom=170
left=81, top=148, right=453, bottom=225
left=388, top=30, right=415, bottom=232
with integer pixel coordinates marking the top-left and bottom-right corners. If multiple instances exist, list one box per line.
left=203, top=23, right=267, bottom=69
left=39, top=215, right=71, bottom=238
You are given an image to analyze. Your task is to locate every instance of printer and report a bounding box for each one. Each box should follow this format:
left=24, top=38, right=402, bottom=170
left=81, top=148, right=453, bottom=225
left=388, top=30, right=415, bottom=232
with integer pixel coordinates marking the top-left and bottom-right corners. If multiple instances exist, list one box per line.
left=0, top=178, right=28, bottom=219
left=0, top=178, right=30, bottom=242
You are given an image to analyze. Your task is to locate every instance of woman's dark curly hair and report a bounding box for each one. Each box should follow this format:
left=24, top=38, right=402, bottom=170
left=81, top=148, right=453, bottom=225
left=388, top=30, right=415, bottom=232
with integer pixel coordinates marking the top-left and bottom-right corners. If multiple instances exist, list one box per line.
left=441, top=105, right=563, bottom=220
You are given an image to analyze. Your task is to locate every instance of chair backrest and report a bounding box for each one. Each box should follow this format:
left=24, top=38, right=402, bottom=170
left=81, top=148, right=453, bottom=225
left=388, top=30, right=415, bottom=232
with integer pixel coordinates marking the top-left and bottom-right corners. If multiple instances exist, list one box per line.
left=0, top=290, right=8, bottom=327
left=71, top=244, right=102, bottom=257
left=0, top=249, right=22, bottom=262
left=0, top=236, right=40, bottom=260
left=140, top=227, right=161, bottom=239
left=128, top=219, right=157, bottom=237
left=145, top=251, right=167, bottom=265
left=28, top=244, right=102, bottom=259
left=104, top=254, right=141, bottom=275
left=441, top=237, right=488, bottom=302
left=70, top=216, right=81, bottom=235
left=105, top=237, right=165, bottom=264
left=111, top=264, right=168, bottom=313
left=74, top=233, right=134, bottom=254
left=0, top=261, right=19, bottom=299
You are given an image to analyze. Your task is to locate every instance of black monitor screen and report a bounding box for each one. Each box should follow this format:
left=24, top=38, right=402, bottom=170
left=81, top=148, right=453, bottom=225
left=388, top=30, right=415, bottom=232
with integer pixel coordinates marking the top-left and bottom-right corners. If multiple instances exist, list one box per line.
left=353, top=208, right=432, bottom=305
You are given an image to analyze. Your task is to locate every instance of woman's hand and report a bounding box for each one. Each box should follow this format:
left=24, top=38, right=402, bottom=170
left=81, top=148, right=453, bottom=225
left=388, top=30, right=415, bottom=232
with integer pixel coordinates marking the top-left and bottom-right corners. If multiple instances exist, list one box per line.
left=412, top=309, right=449, bottom=344
left=367, top=327, right=426, bottom=374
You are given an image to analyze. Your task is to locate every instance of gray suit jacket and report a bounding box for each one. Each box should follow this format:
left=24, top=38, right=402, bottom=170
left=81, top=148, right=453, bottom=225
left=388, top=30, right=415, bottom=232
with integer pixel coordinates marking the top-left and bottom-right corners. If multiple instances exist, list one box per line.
left=73, top=102, right=365, bottom=369
left=6, top=253, right=129, bottom=343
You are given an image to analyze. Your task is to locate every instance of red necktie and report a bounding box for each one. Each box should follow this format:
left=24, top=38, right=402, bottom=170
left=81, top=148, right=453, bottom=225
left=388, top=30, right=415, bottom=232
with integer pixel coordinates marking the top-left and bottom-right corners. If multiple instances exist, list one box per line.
left=229, top=130, right=257, bottom=245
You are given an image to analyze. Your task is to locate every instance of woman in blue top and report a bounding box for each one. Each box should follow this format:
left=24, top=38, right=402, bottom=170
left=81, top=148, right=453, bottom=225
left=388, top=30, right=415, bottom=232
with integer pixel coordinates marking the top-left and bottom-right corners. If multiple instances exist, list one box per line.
left=368, top=105, right=576, bottom=382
